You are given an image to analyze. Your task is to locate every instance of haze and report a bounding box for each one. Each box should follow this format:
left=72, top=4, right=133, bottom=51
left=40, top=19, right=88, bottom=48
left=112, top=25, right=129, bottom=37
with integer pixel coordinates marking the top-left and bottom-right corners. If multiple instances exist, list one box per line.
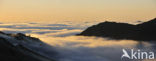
left=0, top=0, right=156, bottom=23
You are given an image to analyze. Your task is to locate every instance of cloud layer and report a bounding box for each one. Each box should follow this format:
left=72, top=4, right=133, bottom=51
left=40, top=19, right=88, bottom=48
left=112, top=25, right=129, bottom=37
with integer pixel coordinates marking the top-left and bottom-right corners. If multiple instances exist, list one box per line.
left=0, top=22, right=156, bottom=61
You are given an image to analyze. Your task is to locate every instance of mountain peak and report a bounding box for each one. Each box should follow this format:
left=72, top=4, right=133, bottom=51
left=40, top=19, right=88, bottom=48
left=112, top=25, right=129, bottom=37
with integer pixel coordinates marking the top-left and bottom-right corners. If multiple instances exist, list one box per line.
left=78, top=18, right=156, bottom=41
left=138, top=18, right=156, bottom=26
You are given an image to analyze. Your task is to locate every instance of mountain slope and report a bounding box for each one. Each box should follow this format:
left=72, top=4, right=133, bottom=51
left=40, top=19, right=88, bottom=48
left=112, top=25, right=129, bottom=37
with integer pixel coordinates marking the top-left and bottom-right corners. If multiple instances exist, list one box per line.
left=0, top=32, right=56, bottom=61
left=78, top=18, right=156, bottom=41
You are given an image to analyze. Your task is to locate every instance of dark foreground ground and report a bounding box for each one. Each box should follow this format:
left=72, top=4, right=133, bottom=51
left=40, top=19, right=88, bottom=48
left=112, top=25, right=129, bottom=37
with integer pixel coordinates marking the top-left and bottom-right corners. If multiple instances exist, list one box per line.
left=0, top=33, right=55, bottom=61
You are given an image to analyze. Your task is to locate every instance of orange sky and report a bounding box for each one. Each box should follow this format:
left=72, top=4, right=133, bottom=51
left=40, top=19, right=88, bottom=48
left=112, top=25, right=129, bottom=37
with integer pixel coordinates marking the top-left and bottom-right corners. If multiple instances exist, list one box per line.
left=0, top=0, right=156, bottom=23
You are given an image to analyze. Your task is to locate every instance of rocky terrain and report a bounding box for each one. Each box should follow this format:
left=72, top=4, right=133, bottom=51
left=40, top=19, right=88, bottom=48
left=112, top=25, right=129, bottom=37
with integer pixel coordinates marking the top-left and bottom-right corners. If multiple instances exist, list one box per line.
left=78, top=18, right=156, bottom=41
left=0, top=32, right=56, bottom=61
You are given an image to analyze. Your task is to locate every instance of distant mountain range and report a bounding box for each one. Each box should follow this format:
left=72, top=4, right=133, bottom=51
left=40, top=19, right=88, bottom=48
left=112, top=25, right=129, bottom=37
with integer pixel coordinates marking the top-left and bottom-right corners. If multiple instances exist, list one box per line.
left=78, top=18, right=156, bottom=41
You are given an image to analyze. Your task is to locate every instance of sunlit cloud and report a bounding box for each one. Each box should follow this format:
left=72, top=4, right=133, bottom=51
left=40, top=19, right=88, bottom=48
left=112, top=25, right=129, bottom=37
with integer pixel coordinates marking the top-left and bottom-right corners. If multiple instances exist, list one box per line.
left=0, top=22, right=155, bottom=61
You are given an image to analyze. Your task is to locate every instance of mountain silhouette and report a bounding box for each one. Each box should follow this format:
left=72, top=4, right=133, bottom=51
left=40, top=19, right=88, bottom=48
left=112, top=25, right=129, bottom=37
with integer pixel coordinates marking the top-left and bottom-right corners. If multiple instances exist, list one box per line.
left=0, top=32, right=55, bottom=61
left=78, top=18, right=156, bottom=41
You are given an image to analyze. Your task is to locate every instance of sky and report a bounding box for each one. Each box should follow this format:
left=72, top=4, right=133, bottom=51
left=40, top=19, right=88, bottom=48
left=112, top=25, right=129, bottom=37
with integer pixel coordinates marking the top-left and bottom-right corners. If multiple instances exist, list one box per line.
left=0, top=1, right=156, bottom=61
left=0, top=0, right=156, bottom=23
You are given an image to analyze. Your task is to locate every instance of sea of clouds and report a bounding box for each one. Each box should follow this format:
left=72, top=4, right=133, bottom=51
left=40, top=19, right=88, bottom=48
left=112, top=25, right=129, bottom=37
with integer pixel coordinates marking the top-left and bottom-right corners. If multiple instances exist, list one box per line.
left=0, top=22, right=155, bottom=61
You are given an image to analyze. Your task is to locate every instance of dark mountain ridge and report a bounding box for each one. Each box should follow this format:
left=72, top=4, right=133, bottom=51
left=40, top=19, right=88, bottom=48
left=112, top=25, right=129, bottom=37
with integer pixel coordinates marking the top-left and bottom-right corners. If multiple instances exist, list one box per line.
left=78, top=18, right=156, bottom=41
left=0, top=32, right=56, bottom=61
